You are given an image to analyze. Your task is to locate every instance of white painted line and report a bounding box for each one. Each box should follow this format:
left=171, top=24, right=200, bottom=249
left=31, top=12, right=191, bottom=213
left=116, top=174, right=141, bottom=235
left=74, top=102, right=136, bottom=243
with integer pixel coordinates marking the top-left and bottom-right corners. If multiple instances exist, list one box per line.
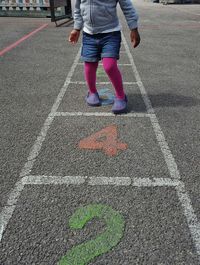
left=0, top=174, right=180, bottom=241
left=0, top=48, right=82, bottom=242
left=0, top=179, right=25, bottom=241
left=21, top=175, right=179, bottom=187
left=98, top=62, right=130, bottom=65
left=55, top=112, right=150, bottom=118
left=70, top=81, right=138, bottom=85
left=132, top=177, right=180, bottom=187
left=24, top=175, right=86, bottom=185
left=150, top=115, right=180, bottom=180
left=122, top=36, right=154, bottom=114
left=89, top=177, right=179, bottom=187
left=122, top=33, right=180, bottom=181
left=77, top=63, right=132, bottom=66
left=175, top=182, right=200, bottom=257
left=114, top=63, right=132, bottom=66
left=89, top=177, right=131, bottom=186
left=121, top=33, right=200, bottom=261
left=0, top=206, right=16, bottom=240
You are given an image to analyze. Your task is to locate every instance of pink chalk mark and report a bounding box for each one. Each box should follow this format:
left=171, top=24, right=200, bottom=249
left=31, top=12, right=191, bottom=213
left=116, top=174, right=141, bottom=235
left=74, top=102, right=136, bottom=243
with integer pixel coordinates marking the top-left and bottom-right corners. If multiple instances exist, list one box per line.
left=0, top=23, right=48, bottom=57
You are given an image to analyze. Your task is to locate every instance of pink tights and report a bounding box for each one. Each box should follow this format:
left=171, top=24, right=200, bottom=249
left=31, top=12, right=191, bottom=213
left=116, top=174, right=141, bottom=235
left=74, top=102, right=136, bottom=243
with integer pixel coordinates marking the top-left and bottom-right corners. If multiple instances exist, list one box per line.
left=84, top=58, right=125, bottom=99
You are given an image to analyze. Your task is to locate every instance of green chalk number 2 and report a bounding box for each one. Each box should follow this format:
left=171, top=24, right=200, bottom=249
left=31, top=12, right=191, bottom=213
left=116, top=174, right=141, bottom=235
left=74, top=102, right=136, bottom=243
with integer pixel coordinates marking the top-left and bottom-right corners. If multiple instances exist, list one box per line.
left=58, top=204, right=125, bottom=265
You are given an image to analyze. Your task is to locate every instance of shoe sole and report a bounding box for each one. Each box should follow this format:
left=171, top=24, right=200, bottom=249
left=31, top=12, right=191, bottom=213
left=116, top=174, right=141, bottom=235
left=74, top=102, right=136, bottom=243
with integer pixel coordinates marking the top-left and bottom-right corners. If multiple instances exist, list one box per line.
left=112, top=107, right=127, bottom=114
left=87, top=102, right=101, bottom=107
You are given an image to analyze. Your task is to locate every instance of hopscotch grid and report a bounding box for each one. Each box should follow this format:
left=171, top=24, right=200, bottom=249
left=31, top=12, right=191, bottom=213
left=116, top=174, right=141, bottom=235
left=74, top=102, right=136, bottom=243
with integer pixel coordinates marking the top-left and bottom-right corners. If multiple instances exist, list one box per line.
left=0, top=30, right=199, bottom=262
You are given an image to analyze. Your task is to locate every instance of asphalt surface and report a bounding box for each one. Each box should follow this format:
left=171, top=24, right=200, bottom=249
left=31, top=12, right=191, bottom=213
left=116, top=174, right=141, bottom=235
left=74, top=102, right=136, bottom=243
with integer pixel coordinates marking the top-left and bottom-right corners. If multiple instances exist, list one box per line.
left=0, top=1, right=200, bottom=264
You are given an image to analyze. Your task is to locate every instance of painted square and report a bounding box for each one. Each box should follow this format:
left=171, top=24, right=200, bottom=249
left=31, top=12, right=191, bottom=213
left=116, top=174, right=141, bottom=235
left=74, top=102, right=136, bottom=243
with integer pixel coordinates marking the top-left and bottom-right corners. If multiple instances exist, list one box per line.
left=0, top=185, right=198, bottom=264
left=58, top=83, right=146, bottom=113
left=31, top=117, right=170, bottom=178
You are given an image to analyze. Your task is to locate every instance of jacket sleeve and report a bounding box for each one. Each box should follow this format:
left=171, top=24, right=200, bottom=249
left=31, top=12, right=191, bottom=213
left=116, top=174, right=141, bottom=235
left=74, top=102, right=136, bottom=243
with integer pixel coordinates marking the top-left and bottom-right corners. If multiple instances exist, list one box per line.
left=119, top=0, right=138, bottom=30
left=74, top=0, right=83, bottom=30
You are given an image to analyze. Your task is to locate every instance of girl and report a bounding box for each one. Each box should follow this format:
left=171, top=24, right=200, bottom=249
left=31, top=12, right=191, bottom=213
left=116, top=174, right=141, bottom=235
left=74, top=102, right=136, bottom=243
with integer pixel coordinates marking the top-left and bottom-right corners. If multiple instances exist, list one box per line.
left=69, top=0, right=140, bottom=114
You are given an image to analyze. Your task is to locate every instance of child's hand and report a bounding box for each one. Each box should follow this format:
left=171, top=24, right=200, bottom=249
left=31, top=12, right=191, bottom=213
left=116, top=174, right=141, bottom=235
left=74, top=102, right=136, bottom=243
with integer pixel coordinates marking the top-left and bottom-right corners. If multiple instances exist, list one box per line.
left=130, top=28, right=140, bottom=48
left=69, top=29, right=80, bottom=44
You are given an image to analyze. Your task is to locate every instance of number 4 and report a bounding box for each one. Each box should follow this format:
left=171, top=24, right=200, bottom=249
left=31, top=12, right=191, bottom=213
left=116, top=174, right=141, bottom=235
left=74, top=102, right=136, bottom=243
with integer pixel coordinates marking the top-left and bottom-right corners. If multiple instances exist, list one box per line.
left=78, top=125, right=127, bottom=157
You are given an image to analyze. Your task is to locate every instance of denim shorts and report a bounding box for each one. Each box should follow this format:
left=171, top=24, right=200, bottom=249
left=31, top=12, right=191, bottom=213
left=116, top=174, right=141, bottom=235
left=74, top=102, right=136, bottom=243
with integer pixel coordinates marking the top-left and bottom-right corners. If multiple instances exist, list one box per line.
left=81, top=31, right=121, bottom=62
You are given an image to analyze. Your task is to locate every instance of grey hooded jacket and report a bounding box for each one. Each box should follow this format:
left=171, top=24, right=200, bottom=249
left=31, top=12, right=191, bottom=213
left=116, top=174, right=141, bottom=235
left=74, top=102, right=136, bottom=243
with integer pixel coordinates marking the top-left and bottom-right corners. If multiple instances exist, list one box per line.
left=74, top=0, right=138, bottom=34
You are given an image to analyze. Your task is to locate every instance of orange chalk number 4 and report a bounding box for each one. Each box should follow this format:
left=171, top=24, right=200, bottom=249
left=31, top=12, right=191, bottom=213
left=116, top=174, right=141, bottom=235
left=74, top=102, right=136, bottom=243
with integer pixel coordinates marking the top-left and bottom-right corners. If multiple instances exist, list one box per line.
left=79, top=125, right=127, bottom=157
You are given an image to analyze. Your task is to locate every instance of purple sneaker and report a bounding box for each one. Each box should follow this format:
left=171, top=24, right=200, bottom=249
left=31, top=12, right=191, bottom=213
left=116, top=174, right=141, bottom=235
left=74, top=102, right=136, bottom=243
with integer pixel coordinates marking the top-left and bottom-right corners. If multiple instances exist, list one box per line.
left=112, top=95, right=128, bottom=114
left=86, top=92, right=101, bottom=107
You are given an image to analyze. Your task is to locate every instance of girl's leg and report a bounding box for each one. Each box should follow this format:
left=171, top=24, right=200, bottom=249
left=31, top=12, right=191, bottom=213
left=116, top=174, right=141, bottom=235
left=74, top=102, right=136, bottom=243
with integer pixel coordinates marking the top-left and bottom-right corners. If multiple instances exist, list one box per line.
left=102, top=58, right=125, bottom=99
left=84, top=61, right=98, bottom=94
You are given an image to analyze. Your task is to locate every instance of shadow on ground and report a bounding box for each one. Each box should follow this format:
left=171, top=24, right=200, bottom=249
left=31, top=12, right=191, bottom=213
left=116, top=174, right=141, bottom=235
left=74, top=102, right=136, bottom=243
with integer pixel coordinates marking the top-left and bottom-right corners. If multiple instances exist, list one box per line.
left=127, top=93, right=200, bottom=112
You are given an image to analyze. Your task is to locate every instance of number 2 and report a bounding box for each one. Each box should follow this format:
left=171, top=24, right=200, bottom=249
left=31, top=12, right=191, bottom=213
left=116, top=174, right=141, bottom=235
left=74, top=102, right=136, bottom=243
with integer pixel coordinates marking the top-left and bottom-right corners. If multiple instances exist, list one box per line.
left=58, top=204, right=125, bottom=265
